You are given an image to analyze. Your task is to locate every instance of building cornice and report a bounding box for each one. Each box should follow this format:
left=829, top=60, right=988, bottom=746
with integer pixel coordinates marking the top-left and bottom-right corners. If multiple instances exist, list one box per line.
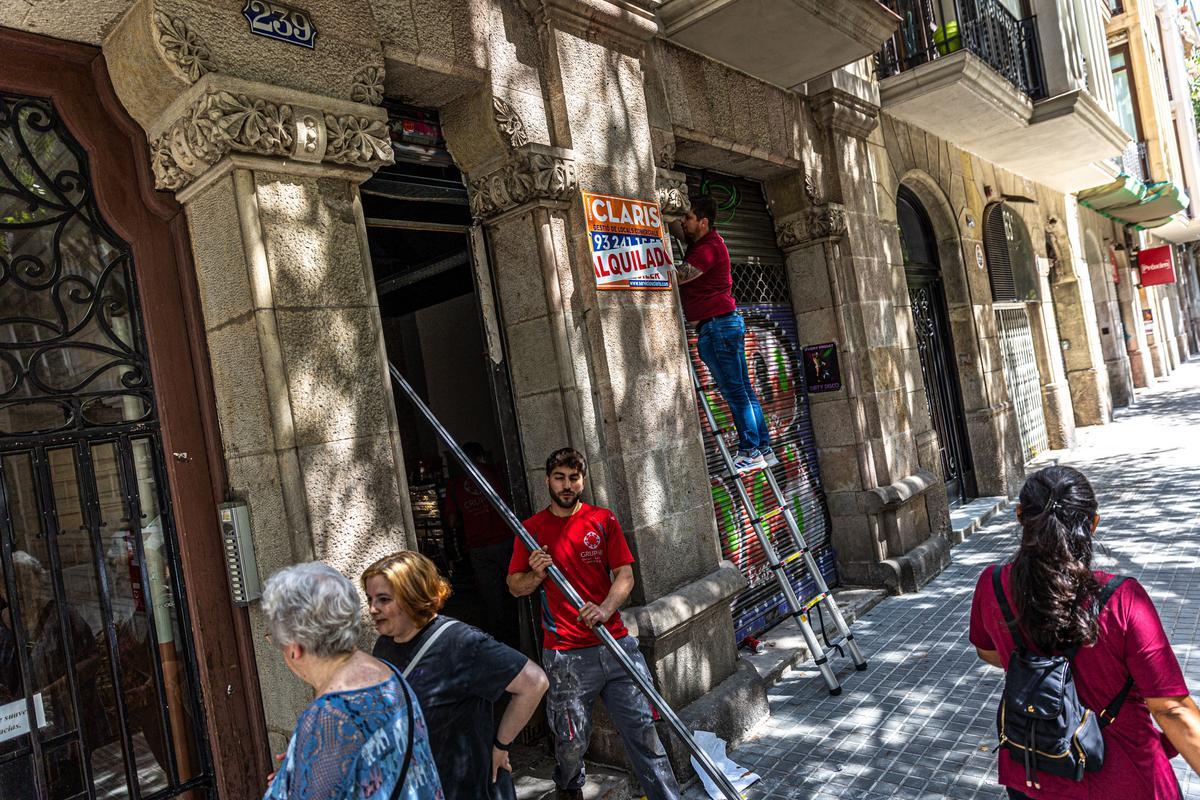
left=466, top=144, right=579, bottom=219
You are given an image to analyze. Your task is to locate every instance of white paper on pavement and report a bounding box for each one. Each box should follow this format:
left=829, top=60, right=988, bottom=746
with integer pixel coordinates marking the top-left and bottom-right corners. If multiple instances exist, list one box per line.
left=689, top=730, right=760, bottom=799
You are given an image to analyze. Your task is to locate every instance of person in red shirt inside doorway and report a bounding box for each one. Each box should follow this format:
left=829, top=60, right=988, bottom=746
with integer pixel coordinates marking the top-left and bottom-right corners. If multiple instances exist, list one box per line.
left=507, top=448, right=681, bottom=800
left=668, top=195, right=774, bottom=474
left=443, top=442, right=517, bottom=646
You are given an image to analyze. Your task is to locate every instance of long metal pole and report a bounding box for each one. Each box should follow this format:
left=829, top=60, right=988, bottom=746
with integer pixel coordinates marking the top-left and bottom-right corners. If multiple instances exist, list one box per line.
left=387, top=362, right=743, bottom=800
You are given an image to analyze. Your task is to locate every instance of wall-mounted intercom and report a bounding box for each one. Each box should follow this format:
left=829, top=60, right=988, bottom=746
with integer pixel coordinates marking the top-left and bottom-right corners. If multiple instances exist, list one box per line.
left=219, top=501, right=261, bottom=606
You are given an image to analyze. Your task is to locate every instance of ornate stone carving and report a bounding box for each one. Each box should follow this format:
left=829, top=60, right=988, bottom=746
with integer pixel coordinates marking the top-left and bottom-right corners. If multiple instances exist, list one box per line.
left=350, top=66, right=385, bottom=106
left=150, top=90, right=293, bottom=189
left=324, top=114, right=393, bottom=166
left=775, top=203, right=848, bottom=249
left=154, top=12, right=216, bottom=83
left=148, top=86, right=394, bottom=190
left=492, top=96, right=530, bottom=149
left=467, top=148, right=577, bottom=218
left=655, top=168, right=689, bottom=217
left=810, top=204, right=847, bottom=240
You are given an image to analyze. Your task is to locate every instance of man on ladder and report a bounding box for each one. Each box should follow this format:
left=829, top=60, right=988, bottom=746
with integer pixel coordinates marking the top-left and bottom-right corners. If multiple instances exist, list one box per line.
left=507, top=448, right=682, bottom=800
left=668, top=195, right=775, bottom=474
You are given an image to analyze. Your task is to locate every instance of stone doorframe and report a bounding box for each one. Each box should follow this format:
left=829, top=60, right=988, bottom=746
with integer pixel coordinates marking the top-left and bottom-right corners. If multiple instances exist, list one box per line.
left=891, top=172, right=1027, bottom=501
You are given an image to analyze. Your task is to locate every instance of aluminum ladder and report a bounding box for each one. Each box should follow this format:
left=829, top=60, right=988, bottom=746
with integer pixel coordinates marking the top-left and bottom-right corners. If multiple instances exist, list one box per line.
left=687, top=354, right=868, bottom=694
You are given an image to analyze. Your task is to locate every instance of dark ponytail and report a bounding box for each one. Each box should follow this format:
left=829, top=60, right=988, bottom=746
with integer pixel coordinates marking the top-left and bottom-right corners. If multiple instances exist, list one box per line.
left=1011, top=465, right=1101, bottom=653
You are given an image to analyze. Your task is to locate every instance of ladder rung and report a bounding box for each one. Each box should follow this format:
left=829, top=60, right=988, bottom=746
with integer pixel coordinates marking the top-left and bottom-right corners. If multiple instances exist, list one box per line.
left=749, top=507, right=784, bottom=526
left=780, top=549, right=808, bottom=566
left=802, top=592, right=829, bottom=612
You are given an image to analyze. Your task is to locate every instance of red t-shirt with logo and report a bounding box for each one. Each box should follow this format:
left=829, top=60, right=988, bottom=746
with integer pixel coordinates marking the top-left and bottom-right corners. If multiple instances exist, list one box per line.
left=679, top=229, right=737, bottom=323
left=508, top=503, right=635, bottom=650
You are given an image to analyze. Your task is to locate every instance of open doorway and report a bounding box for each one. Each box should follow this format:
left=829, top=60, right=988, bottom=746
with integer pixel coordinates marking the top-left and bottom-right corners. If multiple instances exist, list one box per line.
left=362, top=105, right=530, bottom=653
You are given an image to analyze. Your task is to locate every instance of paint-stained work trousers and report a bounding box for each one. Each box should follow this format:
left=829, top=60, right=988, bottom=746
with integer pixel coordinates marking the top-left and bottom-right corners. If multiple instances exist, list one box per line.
left=542, top=636, right=681, bottom=800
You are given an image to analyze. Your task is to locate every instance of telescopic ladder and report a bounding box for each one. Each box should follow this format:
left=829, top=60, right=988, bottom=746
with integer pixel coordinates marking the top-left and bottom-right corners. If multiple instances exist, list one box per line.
left=687, top=355, right=868, bottom=695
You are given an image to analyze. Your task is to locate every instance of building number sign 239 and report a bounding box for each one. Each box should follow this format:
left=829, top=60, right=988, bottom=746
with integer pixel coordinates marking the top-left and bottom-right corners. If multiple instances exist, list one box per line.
left=243, top=1, right=317, bottom=49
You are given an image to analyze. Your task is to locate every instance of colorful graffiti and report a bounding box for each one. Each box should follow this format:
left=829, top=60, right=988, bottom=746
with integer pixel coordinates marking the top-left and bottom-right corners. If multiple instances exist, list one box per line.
left=688, top=303, right=838, bottom=643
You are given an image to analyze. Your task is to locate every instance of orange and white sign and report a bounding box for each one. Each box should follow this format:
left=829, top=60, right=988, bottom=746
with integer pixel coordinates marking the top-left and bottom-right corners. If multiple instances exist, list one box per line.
left=582, top=191, right=672, bottom=290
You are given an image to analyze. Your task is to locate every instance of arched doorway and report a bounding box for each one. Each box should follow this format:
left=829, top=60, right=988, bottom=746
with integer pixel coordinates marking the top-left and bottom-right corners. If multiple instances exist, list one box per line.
left=983, top=203, right=1050, bottom=462
left=898, top=186, right=976, bottom=505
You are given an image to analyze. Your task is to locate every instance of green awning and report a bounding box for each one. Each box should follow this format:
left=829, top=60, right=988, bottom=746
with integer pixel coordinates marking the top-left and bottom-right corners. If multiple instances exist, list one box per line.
left=1077, top=176, right=1189, bottom=230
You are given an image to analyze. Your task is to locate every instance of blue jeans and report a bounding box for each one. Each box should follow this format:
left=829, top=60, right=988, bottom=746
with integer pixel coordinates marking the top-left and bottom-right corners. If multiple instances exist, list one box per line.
left=696, top=313, right=770, bottom=453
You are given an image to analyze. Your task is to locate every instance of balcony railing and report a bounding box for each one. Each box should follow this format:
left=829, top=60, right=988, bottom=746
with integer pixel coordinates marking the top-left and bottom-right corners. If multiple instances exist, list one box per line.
left=875, top=0, right=1047, bottom=100
left=1111, top=139, right=1150, bottom=183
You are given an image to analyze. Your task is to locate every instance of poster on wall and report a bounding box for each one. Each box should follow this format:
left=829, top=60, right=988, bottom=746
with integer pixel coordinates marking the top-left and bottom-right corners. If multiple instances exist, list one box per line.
left=802, top=342, right=842, bottom=392
left=582, top=191, right=672, bottom=290
left=1138, top=244, right=1177, bottom=286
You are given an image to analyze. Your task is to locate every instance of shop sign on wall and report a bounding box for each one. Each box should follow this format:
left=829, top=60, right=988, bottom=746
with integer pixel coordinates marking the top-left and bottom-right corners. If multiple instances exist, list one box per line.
left=1138, top=244, right=1177, bottom=287
left=582, top=191, right=672, bottom=291
left=802, top=342, right=842, bottom=392
left=243, top=1, right=317, bottom=48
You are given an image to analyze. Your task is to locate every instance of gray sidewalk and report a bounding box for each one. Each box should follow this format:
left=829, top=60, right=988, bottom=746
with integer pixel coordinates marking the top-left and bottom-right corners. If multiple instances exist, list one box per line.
left=690, top=359, right=1200, bottom=800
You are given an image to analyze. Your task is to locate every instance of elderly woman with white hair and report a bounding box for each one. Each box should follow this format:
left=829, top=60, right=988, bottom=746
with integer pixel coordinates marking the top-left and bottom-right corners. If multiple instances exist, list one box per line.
left=261, top=562, right=443, bottom=800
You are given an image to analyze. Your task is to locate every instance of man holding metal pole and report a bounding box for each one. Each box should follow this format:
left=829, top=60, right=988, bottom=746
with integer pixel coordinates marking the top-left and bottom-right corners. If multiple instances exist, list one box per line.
left=507, top=447, right=682, bottom=800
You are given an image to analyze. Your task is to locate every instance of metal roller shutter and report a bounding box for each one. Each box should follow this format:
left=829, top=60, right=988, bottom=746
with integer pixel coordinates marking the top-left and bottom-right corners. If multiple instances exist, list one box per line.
left=678, top=169, right=838, bottom=643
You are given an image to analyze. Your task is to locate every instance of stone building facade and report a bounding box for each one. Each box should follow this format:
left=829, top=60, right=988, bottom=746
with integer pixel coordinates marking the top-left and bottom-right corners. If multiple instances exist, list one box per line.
left=0, top=2, right=1192, bottom=799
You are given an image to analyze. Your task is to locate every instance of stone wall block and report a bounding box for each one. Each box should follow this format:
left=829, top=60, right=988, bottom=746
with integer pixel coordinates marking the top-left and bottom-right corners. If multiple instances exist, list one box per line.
left=204, top=316, right=277, bottom=458
left=809, top=398, right=859, bottom=449
left=815, top=445, right=864, bottom=494
left=185, top=172, right=254, bottom=329
left=273, top=307, right=394, bottom=448
left=794, top=308, right=841, bottom=352
left=298, top=434, right=409, bottom=576
left=254, top=173, right=370, bottom=308
left=505, top=318, right=563, bottom=398
left=224, top=451, right=297, bottom=575
left=488, top=214, right=551, bottom=324
left=785, top=248, right=833, bottom=312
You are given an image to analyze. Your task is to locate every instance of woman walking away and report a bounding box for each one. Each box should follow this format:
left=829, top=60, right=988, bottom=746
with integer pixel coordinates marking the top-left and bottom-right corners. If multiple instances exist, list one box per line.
left=261, top=562, right=443, bottom=800
left=364, top=551, right=548, bottom=800
left=970, top=465, right=1200, bottom=799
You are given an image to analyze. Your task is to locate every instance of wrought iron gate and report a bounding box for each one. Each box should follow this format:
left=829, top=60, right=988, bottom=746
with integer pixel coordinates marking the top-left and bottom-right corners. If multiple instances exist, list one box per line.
left=0, top=91, right=211, bottom=799
left=898, top=188, right=975, bottom=505
left=995, top=306, right=1050, bottom=462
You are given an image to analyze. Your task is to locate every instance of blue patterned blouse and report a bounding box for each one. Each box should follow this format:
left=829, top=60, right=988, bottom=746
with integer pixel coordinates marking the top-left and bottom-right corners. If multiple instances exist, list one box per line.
left=263, top=673, right=444, bottom=800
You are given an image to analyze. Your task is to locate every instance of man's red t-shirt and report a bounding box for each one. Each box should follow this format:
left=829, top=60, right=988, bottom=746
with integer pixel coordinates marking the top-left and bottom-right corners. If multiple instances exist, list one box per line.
left=680, top=229, right=737, bottom=323
left=507, top=503, right=635, bottom=650
left=443, top=467, right=511, bottom=550
left=970, top=564, right=1189, bottom=799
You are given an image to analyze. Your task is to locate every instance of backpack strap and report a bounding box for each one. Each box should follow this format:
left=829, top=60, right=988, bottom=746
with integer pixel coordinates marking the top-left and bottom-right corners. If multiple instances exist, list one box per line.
left=1094, top=576, right=1134, bottom=728
left=402, top=618, right=459, bottom=678
left=990, top=565, right=1027, bottom=651
left=380, top=662, right=416, bottom=800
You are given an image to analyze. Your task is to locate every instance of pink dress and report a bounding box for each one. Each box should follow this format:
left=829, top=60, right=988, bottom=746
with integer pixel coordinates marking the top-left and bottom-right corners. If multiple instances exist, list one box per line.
left=969, top=564, right=1189, bottom=799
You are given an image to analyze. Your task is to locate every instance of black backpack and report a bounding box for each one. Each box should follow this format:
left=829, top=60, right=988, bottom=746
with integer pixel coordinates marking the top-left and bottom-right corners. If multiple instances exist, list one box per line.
left=992, top=568, right=1134, bottom=790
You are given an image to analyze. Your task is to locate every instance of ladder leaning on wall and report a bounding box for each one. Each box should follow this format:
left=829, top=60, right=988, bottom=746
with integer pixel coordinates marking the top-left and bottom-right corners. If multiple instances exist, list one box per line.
left=686, top=350, right=869, bottom=695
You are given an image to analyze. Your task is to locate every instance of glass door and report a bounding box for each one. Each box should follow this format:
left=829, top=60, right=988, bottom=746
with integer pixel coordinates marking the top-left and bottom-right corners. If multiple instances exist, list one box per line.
left=0, top=91, right=211, bottom=800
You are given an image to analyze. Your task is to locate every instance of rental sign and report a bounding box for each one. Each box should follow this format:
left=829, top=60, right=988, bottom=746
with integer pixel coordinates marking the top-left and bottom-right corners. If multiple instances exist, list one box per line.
left=1138, top=244, right=1177, bottom=287
left=582, top=191, right=672, bottom=291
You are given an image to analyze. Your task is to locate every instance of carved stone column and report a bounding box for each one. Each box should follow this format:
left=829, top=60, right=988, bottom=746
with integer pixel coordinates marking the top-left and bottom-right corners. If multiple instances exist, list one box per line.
left=1046, top=214, right=1112, bottom=427
left=444, top=2, right=753, bottom=773
left=798, top=70, right=951, bottom=592
left=100, top=0, right=407, bottom=750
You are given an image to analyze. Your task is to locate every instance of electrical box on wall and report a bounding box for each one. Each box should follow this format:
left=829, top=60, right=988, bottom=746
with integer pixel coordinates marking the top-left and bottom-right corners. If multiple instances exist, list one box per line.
left=219, top=501, right=261, bottom=606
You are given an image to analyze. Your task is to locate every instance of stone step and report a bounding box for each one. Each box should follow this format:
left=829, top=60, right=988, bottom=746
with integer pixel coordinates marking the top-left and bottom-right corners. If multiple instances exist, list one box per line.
left=948, top=495, right=1009, bottom=544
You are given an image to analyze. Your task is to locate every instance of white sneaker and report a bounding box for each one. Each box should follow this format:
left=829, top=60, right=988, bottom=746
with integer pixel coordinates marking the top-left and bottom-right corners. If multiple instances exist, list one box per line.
left=733, top=451, right=767, bottom=474
left=760, top=447, right=780, bottom=466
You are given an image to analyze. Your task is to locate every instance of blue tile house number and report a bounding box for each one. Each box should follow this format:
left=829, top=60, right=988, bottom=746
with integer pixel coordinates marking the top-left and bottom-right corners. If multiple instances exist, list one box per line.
left=243, top=0, right=317, bottom=49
